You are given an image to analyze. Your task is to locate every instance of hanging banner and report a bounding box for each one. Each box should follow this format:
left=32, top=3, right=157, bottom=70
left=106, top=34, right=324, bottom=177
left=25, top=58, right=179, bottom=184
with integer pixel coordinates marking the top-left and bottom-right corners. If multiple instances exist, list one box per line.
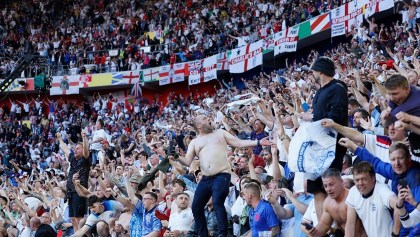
left=159, top=63, right=186, bottom=86
left=331, top=0, right=365, bottom=37
left=187, top=55, right=218, bottom=85
left=50, top=75, right=80, bottom=95
left=229, top=40, right=263, bottom=74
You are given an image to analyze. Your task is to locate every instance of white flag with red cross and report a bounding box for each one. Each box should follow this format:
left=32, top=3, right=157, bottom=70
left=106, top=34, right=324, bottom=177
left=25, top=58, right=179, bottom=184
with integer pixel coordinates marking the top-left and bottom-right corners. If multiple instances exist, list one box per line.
left=228, top=40, right=263, bottom=74
left=50, top=75, right=80, bottom=95
left=187, top=55, right=218, bottom=85
left=159, top=63, right=186, bottom=86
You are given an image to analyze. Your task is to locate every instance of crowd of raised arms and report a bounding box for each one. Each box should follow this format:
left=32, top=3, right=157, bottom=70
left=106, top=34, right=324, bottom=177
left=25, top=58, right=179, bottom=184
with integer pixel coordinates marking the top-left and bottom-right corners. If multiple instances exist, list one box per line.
left=0, top=0, right=420, bottom=237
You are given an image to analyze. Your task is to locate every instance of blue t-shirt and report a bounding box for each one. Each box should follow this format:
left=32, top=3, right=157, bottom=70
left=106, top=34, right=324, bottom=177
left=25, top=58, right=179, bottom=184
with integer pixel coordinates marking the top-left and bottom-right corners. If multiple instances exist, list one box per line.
left=285, top=194, right=314, bottom=237
left=248, top=200, right=280, bottom=237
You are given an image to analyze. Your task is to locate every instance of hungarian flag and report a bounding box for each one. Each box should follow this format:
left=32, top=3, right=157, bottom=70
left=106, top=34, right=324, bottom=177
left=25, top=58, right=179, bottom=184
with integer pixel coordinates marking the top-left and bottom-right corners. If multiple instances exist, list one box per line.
left=50, top=75, right=80, bottom=95
left=298, top=12, right=331, bottom=39
left=228, top=40, right=263, bottom=74
left=159, top=63, right=186, bottom=86
left=187, top=55, right=217, bottom=85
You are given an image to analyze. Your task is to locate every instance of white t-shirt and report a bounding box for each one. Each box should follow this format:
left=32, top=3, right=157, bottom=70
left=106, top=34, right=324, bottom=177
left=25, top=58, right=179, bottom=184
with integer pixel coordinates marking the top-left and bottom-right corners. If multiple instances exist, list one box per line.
left=168, top=208, right=194, bottom=231
left=91, top=129, right=107, bottom=150
left=302, top=199, right=319, bottom=226
left=401, top=208, right=420, bottom=228
left=364, top=134, right=391, bottom=184
left=85, top=200, right=124, bottom=227
left=345, top=183, right=395, bottom=237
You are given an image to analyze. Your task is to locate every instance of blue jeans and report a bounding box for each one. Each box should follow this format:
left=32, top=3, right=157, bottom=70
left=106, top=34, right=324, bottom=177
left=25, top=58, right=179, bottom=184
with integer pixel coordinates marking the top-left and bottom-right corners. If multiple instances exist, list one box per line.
left=192, top=172, right=231, bottom=237
left=91, top=150, right=99, bottom=165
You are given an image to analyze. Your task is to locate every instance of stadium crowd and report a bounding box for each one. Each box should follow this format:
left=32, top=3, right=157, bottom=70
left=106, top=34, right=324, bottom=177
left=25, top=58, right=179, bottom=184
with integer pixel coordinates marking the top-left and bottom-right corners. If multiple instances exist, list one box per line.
left=0, top=0, right=346, bottom=78
left=0, top=1, right=420, bottom=237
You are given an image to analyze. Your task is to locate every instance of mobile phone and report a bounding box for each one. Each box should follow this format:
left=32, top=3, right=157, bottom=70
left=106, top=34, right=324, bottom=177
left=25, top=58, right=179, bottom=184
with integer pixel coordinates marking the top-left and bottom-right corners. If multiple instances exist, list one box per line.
left=302, top=222, right=314, bottom=230
left=398, top=178, right=408, bottom=189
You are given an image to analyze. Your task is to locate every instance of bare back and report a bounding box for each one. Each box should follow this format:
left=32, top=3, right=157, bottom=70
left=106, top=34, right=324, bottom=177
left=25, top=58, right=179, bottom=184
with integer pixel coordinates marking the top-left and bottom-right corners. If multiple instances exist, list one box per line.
left=191, top=129, right=231, bottom=176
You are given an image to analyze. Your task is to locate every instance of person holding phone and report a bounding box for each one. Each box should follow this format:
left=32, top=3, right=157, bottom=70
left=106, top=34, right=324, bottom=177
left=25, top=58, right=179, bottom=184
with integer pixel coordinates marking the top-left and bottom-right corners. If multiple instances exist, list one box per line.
left=397, top=185, right=420, bottom=228
left=339, top=138, right=420, bottom=236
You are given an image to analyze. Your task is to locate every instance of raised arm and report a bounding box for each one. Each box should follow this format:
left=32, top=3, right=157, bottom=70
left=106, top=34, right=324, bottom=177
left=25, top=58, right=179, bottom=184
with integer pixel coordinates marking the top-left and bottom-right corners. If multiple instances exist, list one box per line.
left=321, top=119, right=364, bottom=144
left=81, top=129, right=90, bottom=159
left=223, top=129, right=271, bottom=148
left=56, top=133, right=71, bottom=159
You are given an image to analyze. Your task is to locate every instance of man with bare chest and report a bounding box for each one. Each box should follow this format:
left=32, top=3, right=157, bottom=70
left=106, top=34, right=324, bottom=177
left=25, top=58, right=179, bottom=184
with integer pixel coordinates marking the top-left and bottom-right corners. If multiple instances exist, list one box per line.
left=302, top=168, right=366, bottom=237
left=175, top=115, right=271, bottom=237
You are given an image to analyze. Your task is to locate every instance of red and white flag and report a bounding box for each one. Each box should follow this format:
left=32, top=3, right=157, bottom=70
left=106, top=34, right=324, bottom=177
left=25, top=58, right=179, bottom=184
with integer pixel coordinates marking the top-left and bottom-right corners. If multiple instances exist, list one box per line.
left=50, top=75, right=80, bottom=95
left=217, top=52, right=229, bottom=71
left=273, top=29, right=286, bottom=56
left=122, top=71, right=140, bottom=84
left=143, top=67, right=160, bottom=82
left=331, top=0, right=365, bottom=37
left=364, top=0, right=393, bottom=18
left=159, top=63, right=186, bottom=86
left=228, top=40, right=263, bottom=74
left=79, top=74, right=92, bottom=88
left=187, top=55, right=218, bottom=85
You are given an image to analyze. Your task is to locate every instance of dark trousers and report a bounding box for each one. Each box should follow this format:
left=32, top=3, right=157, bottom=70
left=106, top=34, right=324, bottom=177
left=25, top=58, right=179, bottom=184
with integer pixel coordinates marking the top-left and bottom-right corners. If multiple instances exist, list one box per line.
left=192, top=172, right=231, bottom=237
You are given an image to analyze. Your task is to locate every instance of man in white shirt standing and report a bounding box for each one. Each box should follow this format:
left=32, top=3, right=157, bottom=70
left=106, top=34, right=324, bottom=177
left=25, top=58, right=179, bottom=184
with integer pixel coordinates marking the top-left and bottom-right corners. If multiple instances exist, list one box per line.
left=90, top=119, right=107, bottom=165
left=165, top=192, right=194, bottom=236
left=345, top=161, right=398, bottom=237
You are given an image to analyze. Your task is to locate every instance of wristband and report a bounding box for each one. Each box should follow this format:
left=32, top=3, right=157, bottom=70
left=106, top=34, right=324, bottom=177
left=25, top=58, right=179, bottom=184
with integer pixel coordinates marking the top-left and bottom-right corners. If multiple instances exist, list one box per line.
left=257, top=140, right=261, bottom=146
left=391, top=232, right=399, bottom=237
left=114, top=193, right=119, bottom=199
left=396, top=202, right=404, bottom=209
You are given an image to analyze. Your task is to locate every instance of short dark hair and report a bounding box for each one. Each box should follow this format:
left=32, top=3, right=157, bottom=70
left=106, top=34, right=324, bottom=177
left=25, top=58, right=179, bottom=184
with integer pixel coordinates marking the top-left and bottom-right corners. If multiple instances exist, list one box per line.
left=348, top=98, right=360, bottom=107
left=384, top=74, right=409, bottom=90
left=97, top=119, right=104, bottom=128
left=354, top=109, right=369, bottom=119
left=322, top=168, right=342, bottom=180
left=144, top=191, right=158, bottom=201
left=244, top=182, right=261, bottom=196
left=171, top=179, right=186, bottom=191
left=353, top=161, right=375, bottom=177
left=177, top=192, right=190, bottom=199
left=88, top=195, right=100, bottom=207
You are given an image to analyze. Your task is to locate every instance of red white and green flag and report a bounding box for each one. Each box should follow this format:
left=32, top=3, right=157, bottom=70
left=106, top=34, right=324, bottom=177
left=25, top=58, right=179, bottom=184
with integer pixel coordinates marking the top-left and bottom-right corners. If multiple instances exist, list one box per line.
left=298, top=13, right=331, bottom=39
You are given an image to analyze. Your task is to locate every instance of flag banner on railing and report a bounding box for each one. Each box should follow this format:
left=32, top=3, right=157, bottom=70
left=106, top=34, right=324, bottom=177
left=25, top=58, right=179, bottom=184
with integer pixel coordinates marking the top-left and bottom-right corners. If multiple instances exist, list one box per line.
left=159, top=63, right=186, bottom=86
left=143, top=67, right=160, bottom=82
left=263, top=35, right=275, bottom=52
left=298, top=12, right=331, bottom=39
left=273, top=29, right=286, bottom=56
left=229, top=40, right=263, bottom=74
left=364, top=0, right=394, bottom=18
left=217, top=51, right=230, bottom=71
left=283, top=26, right=299, bottom=53
left=79, top=74, right=92, bottom=88
left=50, top=75, right=80, bottom=95
left=331, top=0, right=366, bottom=37
left=187, top=55, right=218, bottom=85
left=122, top=71, right=140, bottom=84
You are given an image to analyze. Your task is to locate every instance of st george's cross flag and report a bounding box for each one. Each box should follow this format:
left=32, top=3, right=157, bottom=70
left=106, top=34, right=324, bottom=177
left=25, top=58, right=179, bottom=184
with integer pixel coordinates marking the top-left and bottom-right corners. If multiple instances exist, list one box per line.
left=50, top=75, right=80, bottom=95
left=228, top=40, right=263, bottom=73
left=159, top=63, right=186, bottom=86
left=187, top=55, right=218, bottom=85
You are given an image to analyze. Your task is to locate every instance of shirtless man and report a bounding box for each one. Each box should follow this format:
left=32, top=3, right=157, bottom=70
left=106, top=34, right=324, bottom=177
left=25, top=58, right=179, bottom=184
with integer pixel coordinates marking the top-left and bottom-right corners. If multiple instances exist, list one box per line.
left=302, top=168, right=366, bottom=237
left=175, top=115, right=271, bottom=237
